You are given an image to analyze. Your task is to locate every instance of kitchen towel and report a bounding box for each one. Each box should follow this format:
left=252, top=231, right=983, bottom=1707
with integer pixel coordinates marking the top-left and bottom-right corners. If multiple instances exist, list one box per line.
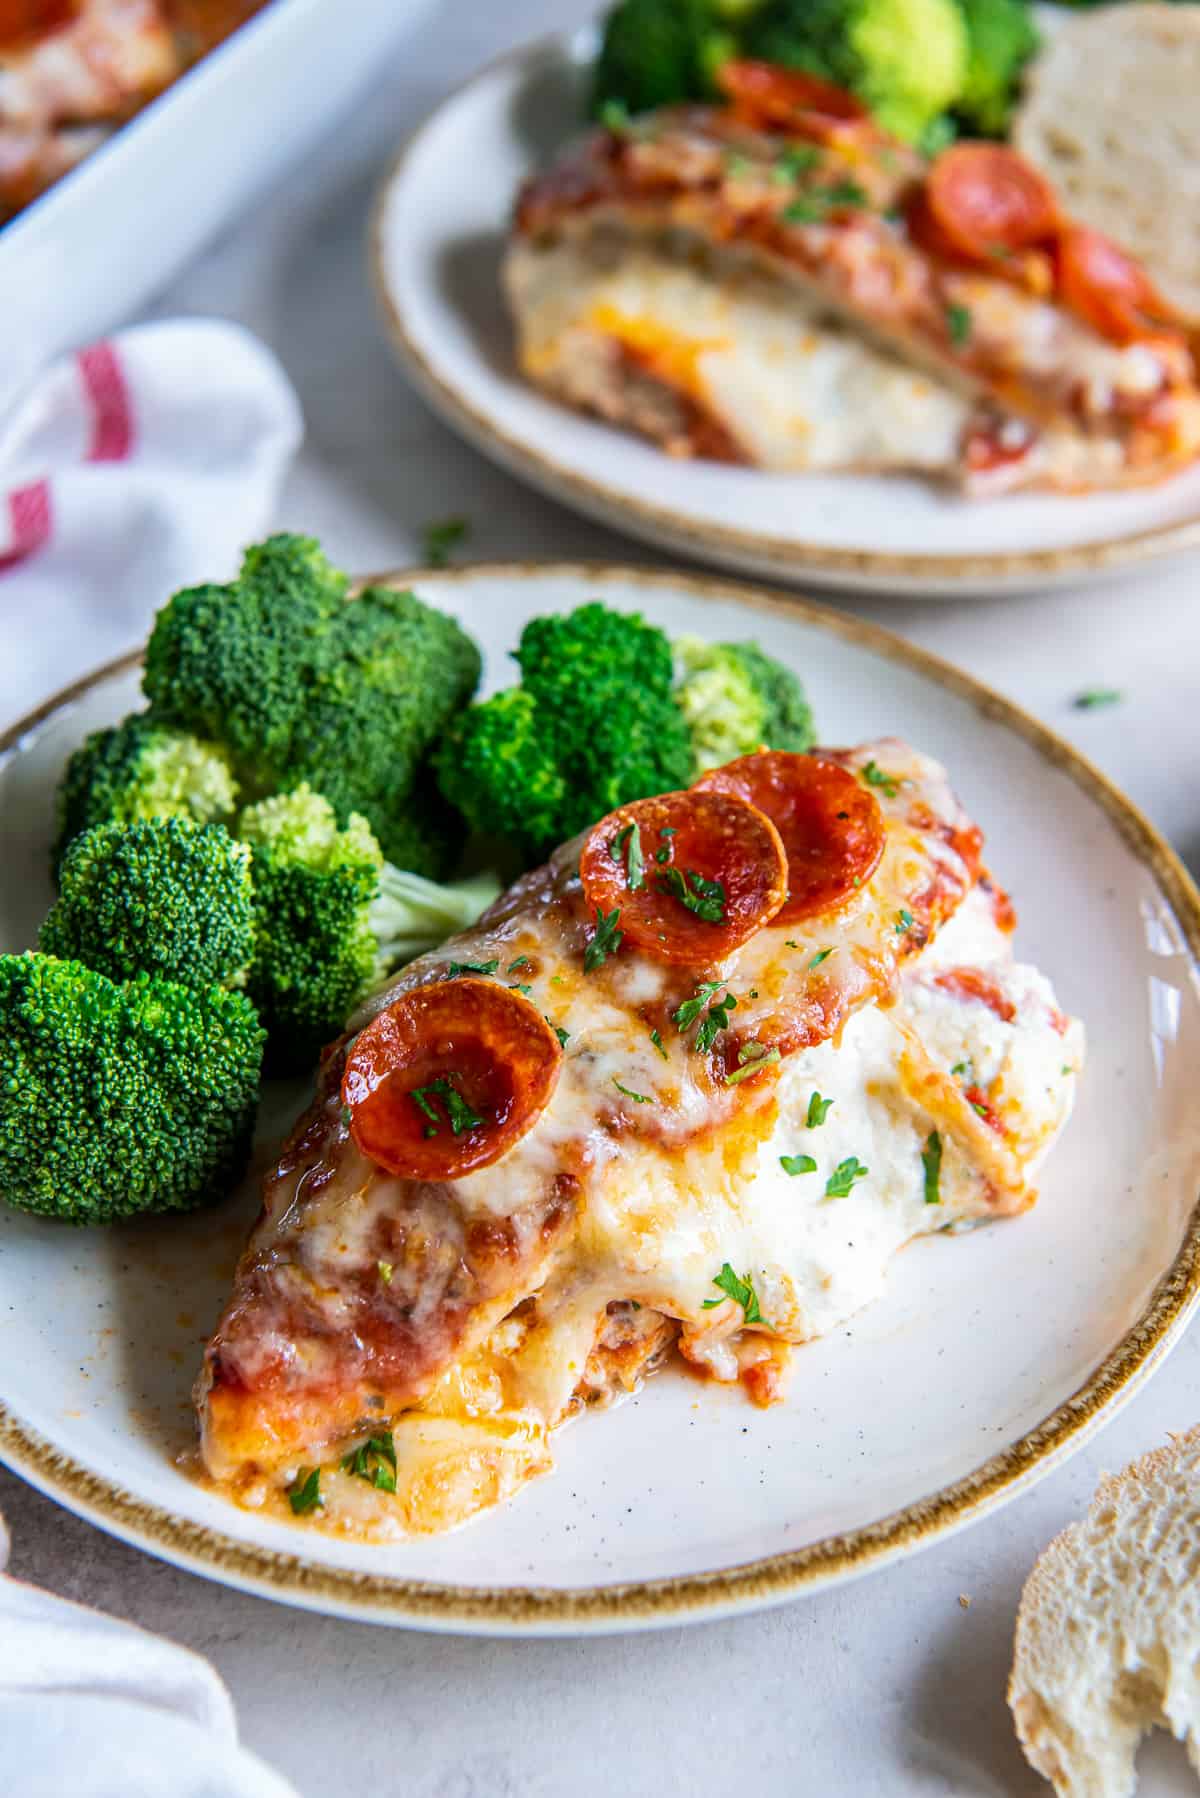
left=0, top=1510, right=299, bottom=1798
left=0, top=317, right=303, bottom=729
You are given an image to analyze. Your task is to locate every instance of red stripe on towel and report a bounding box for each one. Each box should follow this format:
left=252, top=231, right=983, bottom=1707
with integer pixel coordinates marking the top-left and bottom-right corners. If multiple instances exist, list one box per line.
left=0, top=480, right=52, bottom=570
left=78, top=341, right=134, bottom=462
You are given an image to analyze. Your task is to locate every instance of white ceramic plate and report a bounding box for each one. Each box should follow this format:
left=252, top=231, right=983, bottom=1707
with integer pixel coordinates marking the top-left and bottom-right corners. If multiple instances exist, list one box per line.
left=371, top=31, right=1200, bottom=599
left=2, top=563, right=1199, bottom=1635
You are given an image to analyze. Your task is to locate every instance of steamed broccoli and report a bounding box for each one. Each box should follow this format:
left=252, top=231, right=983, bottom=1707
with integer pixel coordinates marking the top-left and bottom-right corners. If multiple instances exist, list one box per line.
left=239, top=786, right=498, bottom=1071
left=283, top=584, right=481, bottom=876
left=0, top=953, right=264, bottom=1223
left=41, top=819, right=254, bottom=991
left=141, top=541, right=480, bottom=871
left=952, top=0, right=1038, bottom=137
left=744, top=0, right=968, bottom=142
left=674, top=637, right=815, bottom=770
left=593, top=0, right=730, bottom=114
left=53, top=712, right=237, bottom=875
left=436, top=603, right=695, bottom=864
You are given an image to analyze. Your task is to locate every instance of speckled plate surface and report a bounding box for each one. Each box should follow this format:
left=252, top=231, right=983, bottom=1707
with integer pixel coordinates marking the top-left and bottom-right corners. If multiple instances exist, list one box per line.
left=2, top=563, right=1199, bottom=1635
left=371, top=31, right=1200, bottom=599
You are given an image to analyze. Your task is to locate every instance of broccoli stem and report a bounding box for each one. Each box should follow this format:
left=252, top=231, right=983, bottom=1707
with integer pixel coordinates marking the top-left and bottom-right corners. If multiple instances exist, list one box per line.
left=368, top=867, right=501, bottom=983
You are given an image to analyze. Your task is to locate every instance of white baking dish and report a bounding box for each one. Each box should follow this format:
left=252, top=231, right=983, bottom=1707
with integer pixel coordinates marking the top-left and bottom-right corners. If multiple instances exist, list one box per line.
left=1, top=0, right=433, bottom=393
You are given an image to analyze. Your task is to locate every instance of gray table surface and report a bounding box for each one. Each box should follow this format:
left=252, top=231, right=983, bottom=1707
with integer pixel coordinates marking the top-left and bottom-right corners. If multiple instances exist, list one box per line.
left=3, top=5, right=1199, bottom=1793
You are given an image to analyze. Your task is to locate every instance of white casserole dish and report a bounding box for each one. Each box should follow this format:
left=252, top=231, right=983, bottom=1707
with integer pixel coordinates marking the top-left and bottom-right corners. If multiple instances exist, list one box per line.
left=0, top=0, right=433, bottom=396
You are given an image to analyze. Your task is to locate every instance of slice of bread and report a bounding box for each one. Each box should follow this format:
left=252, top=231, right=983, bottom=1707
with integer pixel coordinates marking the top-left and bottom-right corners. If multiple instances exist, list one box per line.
left=1009, top=1425, right=1200, bottom=1796
left=1014, top=6, right=1200, bottom=319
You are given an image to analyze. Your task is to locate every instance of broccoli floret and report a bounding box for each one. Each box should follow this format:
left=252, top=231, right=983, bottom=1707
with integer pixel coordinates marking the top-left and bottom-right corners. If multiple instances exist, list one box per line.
left=0, top=953, right=264, bottom=1223
left=952, top=0, right=1038, bottom=137
left=53, top=712, right=237, bottom=875
left=592, top=0, right=733, bottom=114
left=745, top=0, right=969, bottom=142
left=239, top=786, right=498, bottom=1072
left=674, top=637, right=815, bottom=770
left=436, top=603, right=694, bottom=864
left=142, top=533, right=348, bottom=788
left=41, top=819, right=253, bottom=991
left=284, top=585, right=481, bottom=875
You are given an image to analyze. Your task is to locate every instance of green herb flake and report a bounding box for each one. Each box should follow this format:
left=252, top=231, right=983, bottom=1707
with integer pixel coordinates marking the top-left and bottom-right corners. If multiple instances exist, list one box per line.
left=600, top=97, right=632, bottom=134
left=896, top=908, right=913, bottom=934
left=288, top=1467, right=322, bottom=1516
left=780, top=1153, right=818, bottom=1177
left=422, top=515, right=469, bottom=568
left=650, top=1027, right=668, bottom=1060
left=825, top=1156, right=869, bottom=1199
left=446, top=958, right=498, bottom=979
left=409, top=1075, right=483, bottom=1138
left=1073, top=688, right=1122, bottom=711
left=809, top=947, right=833, bottom=968
left=922, top=1130, right=943, bottom=1205
left=724, top=1045, right=780, bottom=1085
left=1061, top=1064, right=1074, bottom=1077
left=377, top=1260, right=394, bottom=1285
left=945, top=302, right=972, bottom=346
left=696, top=991, right=738, bottom=1054
left=610, top=821, right=646, bottom=892
left=584, top=906, right=624, bottom=973
left=774, top=143, right=820, bottom=181
left=701, top=1262, right=763, bottom=1324
left=613, top=1076, right=653, bottom=1106
left=673, top=980, right=723, bottom=1033
left=785, top=939, right=800, bottom=950
left=951, top=1060, right=971, bottom=1079
left=657, top=865, right=727, bottom=924
left=861, top=760, right=900, bottom=798
left=806, top=1091, right=834, bottom=1128
left=507, top=956, right=532, bottom=974
left=341, top=1431, right=398, bottom=1495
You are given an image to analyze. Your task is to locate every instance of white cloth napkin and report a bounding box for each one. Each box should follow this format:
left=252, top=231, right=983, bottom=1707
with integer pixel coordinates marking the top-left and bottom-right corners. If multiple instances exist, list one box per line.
left=0, top=318, right=303, bottom=729
left=0, top=1512, right=298, bottom=1798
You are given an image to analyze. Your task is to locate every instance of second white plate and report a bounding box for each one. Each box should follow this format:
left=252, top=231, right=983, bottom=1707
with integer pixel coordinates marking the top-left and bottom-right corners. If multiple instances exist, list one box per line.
left=371, top=31, right=1200, bottom=598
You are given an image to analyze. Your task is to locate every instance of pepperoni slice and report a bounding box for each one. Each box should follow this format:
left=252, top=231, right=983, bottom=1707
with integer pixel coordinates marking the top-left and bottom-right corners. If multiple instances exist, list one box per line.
left=695, top=751, right=885, bottom=925
left=341, top=979, right=562, bottom=1182
left=921, top=144, right=1058, bottom=264
left=1056, top=225, right=1181, bottom=345
left=717, top=60, right=868, bottom=138
left=578, top=789, right=787, bottom=966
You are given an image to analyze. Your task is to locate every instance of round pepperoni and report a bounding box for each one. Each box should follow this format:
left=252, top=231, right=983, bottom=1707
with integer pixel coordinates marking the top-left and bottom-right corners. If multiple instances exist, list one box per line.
left=342, top=979, right=562, bottom=1182
left=578, top=789, right=788, bottom=966
left=1056, top=225, right=1178, bottom=345
left=921, top=144, right=1058, bottom=264
left=695, top=751, right=885, bottom=925
left=717, top=60, right=868, bottom=135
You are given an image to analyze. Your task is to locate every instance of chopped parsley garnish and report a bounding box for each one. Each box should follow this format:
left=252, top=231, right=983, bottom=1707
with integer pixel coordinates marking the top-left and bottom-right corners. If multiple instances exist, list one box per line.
left=1061, top=1064, right=1074, bottom=1076
left=806, top=1091, right=834, bottom=1128
left=774, top=143, right=820, bottom=180
left=1073, top=688, right=1123, bottom=710
left=657, top=865, right=727, bottom=923
left=377, top=1260, right=394, bottom=1285
left=610, top=822, right=646, bottom=891
left=507, top=956, right=531, bottom=974
left=650, top=1028, right=668, bottom=1060
left=508, top=982, right=533, bottom=996
left=945, top=302, right=972, bottom=346
left=861, top=760, right=900, bottom=798
left=697, top=991, right=738, bottom=1053
left=896, top=908, right=913, bottom=934
left=970, top=1099, right=989, bottom=1119
left=726, top=150, right=753, bottom=178
left=613, top=1076, right=653, bottom=1105
left=288, top=1468, right=322, bottom=1515
left=584, top=906, right=623, bottom=972
left=702, top=1262, right=763, bottom=1324
left=724, top=1044, right=780, bottom=1085
left=600, top=97, right=632, bottom=133
left=809, top=947, right=833, bottom=968
left=551, top=1023, right=570, bottom=1048
left=422, top=515, right=469, bottom=568
left=409, top=1075, right=482, bottom=1138
left=825, top=1156, right=869, bottom=1199
left=673, top=980, right=723, bottom=1031
left=783, top=180, right=867, bottom=222
left=950, top=1060, right=971, bottom=1080
left=922, top=1131, right=943, bottom=1205
left=785, top=939, right=800, bottom=950
left=780, top=1153, right=818, bottom=1176
left=655, top=825, right=677, bottom=865
left=446, top=958, right=498, bottom=979
left=341, top=1431, right=398, bottom=1494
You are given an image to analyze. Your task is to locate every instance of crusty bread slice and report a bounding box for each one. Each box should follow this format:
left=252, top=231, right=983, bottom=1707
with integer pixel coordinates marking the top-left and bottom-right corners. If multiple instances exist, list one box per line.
left=1015, top=6, right=1200, bottom=320
left=1010, top=1425, right=1200, bottom=1797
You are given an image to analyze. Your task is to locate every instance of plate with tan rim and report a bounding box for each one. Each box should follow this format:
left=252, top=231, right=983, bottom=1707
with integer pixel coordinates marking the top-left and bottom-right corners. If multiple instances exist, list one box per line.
left=370, top=30, right=1200, bottom=600
left=2, top=561, right=1199, bottom=1635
